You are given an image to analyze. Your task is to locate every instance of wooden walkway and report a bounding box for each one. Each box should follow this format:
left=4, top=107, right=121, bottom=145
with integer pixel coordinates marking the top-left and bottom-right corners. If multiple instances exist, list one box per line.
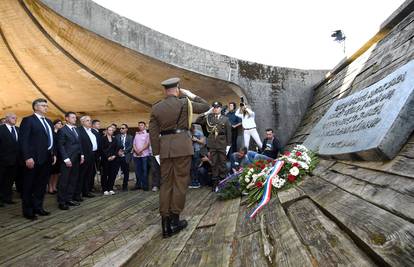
left=1, top=170, right=413, bottom=266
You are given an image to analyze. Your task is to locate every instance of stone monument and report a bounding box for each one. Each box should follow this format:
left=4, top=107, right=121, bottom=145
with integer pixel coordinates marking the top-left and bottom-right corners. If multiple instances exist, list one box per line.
left=304, top=60, right=414, bottom=160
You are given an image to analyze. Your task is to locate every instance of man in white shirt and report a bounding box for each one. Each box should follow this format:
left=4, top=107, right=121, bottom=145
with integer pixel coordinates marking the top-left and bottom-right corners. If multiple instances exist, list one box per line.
left=75, top=116, right=98, bottom=200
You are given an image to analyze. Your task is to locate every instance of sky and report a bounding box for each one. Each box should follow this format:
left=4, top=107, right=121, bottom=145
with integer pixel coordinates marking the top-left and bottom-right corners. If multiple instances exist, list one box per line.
left=93, top=0, right=405, bottom=70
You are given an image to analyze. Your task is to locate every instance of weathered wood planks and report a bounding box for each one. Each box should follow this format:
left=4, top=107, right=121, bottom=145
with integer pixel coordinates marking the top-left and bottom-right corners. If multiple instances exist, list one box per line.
left=298, top=176, right=414, bottom=266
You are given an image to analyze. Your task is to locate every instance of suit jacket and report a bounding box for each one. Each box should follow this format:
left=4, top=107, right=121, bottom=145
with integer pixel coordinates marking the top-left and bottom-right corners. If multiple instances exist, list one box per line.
left=115, top=133, right=133, bottom=162
left=0, top=124, right=20, bottom=166
left=101, top=135, right=120, bottom=161
left=77, top=126, right=98, bottom=162
left=57, top=125, right=83, bottom=161
left=149, top=95, right=210, bottom=159
left=19, top=114, right=54, bottom=165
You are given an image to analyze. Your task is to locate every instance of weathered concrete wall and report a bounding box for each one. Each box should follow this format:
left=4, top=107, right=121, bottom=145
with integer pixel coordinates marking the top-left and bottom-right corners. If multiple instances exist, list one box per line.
left=40, top=0, right=326, bottom=145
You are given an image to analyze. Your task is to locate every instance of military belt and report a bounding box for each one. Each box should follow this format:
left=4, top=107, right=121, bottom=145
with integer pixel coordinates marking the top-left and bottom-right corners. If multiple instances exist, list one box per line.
left=160, top=129, right=188, bottom=136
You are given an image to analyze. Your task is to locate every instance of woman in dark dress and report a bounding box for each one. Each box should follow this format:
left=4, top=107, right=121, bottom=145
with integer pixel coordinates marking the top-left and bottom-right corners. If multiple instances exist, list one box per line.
left=101, top=125, right=120, bottom=195
left=48, top=119, right=63, bottom=194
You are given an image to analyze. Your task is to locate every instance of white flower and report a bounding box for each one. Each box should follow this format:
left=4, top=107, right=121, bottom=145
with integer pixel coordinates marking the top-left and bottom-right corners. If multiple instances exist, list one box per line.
left=287, top=158, right=297, bottom=164
left=299, top=161, right=309, bottom=170
left=246, top=182, right=255, bottom=189
left=289, top=167, right=300, bottom=176
left=244, top=177, right=250, bottom=183
left=252, top=174, right=258, bottom=182
left=271, top=176, right=286, bottom=188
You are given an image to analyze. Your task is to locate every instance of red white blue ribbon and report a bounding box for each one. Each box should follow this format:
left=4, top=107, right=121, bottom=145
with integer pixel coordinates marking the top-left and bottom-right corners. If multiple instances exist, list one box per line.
left=248, top=160, right=284, bottom=219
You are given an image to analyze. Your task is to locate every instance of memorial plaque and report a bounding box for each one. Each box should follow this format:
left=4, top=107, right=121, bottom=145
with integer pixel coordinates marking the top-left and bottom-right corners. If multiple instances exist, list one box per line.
left=304, top=60, right=414, bottom=160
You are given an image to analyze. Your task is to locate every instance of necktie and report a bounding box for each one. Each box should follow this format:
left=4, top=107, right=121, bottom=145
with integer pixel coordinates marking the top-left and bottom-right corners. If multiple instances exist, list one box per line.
left=11, top=126, right=17, bottom=141
left=72, top=127, right=78, bottom=139
left=41, top=117, right=52, bottom=148
left=122, top=135, right=126, bottom=149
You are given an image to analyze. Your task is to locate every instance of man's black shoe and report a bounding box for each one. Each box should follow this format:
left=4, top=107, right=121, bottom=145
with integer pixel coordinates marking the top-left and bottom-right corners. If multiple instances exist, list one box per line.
left=0, top=202, right=4, bottom=207
left=23, top=214, right=38, bottom=220
left=59, top=204, right=69, bottom=210
left=84, top=193, right=95, bottom=198
left=74, top=197, right=84, bottom=202
left=4, top=200, right=16, bottom=204
left=35, top=209, right=51, bottom=216
left=161, top=216, right=172, bottom=238
left=170, top=213, right=188, bottom=235
left=67, top=201, right=80, bottom=206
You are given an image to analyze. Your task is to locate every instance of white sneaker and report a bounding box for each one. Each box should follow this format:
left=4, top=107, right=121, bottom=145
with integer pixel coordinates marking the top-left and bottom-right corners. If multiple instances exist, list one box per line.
left=152, top=186, right=158, bottom=192
left=103, top=191, right=109, bottom=196
left=109, top=190, right=115, bottom=195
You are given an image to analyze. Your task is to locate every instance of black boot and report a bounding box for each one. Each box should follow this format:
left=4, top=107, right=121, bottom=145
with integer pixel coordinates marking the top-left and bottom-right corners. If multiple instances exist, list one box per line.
left=161, top=216, right=172, bottom=238
left=170, top=213, right=188, bottom=235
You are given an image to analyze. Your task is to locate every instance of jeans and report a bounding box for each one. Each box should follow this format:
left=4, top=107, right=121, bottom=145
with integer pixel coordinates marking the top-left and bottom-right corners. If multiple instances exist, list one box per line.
left=134, top=156, right=149, bottom=190
left=243, top=128, right=263, bottom=149
left=118, top=156, right=130, bottom=189
left=247, top=151, right=273, bottom=162
left=191, top=151, right=201, bottom=185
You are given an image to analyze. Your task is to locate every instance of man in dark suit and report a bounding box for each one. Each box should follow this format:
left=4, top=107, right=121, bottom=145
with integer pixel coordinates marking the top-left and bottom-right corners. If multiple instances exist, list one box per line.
left=57, top=112, right=84, bottom=210
left=19, top=99, right=56, bottom=220
left=75, top=115, right=98, bottom=200
left=91, top=119, right=102, bottom=192
left=0, top=113, right=19, bottom=206
left=115, top=124, right=133, bottom=191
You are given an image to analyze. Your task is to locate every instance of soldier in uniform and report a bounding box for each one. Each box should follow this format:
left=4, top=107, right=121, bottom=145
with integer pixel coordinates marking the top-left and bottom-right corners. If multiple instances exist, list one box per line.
left=149, top=77, right=210, bottom=238
left=196, top=101, right=232, bottom=191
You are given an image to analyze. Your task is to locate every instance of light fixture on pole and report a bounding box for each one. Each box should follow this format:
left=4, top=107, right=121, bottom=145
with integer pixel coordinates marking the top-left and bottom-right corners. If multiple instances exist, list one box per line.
left=331, top=30, right=346, bottom=54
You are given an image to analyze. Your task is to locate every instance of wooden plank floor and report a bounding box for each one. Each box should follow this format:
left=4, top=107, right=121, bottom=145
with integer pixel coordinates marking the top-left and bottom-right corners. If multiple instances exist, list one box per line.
left=1, top=174, right=412, bottom=266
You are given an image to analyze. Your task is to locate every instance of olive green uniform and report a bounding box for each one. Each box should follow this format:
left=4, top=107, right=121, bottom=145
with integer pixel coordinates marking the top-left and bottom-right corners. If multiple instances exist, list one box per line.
left=196, top=114, right=232, bottom=180
left=149, top=95, right=209, bottom=217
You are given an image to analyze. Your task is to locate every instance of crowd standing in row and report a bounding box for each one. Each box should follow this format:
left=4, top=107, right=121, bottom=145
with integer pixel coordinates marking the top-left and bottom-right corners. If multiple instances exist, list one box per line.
left=0, top=99, right=160, bottom=220
left=0, top=79, right=281, bottom=238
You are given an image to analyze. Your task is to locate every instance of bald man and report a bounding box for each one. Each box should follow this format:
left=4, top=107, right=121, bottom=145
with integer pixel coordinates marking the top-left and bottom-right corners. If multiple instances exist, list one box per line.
left=0, top=113, right=19, bottom=206
left=75, top=116, right=98, bottom=200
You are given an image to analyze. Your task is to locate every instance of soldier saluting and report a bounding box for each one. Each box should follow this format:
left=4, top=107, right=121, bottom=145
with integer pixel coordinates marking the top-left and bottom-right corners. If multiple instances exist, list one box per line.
left=149, top=77, right=209, bottom=238
left=196, top=101, right=232, bottom=191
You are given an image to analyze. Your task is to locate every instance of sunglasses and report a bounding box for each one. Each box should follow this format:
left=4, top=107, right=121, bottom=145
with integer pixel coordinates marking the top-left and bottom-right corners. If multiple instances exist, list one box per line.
left=120, top=127, right=126, bottom=129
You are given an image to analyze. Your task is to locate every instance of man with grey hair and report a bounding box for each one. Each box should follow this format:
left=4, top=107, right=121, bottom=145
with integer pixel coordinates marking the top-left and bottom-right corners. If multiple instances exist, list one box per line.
left=0, top=113, right=20, bottom=206
left=75, top=115, right=98, bottom=200
left=20, top=98, right=56, bottom=220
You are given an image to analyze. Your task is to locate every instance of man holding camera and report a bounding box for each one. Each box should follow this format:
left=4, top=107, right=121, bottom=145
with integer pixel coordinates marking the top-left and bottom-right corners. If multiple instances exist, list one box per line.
left=196, top=101, right=232, bottom=191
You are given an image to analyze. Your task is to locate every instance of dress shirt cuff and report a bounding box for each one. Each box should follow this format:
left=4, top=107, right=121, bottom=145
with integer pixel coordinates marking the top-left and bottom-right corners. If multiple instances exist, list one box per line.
left=64, top=158, right=70, bottom=163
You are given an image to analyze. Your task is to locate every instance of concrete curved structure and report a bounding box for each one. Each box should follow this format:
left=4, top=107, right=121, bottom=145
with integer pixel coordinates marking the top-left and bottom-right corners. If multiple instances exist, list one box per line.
left=0, top=0, right=326, bottom=144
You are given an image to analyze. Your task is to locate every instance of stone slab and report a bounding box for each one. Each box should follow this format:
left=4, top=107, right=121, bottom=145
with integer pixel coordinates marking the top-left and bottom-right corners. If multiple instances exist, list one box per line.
left=304, top=59, right=414, bottom=160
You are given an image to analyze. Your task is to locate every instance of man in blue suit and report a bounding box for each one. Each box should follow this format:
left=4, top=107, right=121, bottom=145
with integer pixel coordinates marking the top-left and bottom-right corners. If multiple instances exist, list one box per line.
left=19, top=99, right=56, bottom=220
left=57, top=112, right=84, bottom=210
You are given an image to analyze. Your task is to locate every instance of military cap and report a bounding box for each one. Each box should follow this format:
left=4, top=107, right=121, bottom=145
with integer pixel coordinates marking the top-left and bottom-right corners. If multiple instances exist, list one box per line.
left=212, top=101, right=222, bottom=108
left=161, top=77, right=180, bottom=89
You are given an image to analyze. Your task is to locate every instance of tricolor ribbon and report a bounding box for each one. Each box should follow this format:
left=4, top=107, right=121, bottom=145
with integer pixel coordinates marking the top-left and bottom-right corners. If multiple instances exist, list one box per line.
left=248, top=160, right=284, bottom=219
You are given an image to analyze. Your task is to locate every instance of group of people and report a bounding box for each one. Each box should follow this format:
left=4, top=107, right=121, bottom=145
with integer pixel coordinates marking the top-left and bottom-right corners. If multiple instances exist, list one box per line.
left=0, top=77, right=281, bottom=241
left=0, top=99, right=160, bottom=220
left=188, top=100, right=281, bottom=189
left=147, top=77, right=281, bottom=238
